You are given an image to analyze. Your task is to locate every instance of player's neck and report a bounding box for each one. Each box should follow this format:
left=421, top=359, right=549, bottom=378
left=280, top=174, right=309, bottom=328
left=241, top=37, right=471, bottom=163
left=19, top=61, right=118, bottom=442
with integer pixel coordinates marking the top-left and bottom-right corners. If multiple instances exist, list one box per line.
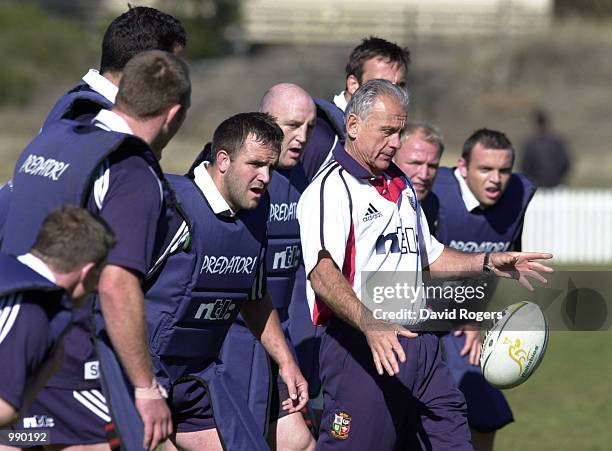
left=101, top=70, right=122, bottom=88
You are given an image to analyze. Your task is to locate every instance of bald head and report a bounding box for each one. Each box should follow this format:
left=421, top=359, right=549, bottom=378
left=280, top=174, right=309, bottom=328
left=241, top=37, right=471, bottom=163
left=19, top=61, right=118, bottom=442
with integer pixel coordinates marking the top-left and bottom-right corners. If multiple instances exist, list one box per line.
left=259, top=83, right=316, bottom=169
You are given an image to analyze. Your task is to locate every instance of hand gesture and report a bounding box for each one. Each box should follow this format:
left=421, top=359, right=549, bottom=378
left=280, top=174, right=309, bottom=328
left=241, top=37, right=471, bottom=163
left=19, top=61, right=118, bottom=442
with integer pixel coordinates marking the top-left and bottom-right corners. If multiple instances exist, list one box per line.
left=488, top=252, right=553, bottom=291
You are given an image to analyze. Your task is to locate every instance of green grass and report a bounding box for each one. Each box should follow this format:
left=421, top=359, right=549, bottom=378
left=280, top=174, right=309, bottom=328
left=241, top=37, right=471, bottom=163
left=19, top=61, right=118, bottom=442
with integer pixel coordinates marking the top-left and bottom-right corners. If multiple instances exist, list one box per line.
left=487, top=264, right=612, bottom=449
left=496, top=332, right=612, bottom=450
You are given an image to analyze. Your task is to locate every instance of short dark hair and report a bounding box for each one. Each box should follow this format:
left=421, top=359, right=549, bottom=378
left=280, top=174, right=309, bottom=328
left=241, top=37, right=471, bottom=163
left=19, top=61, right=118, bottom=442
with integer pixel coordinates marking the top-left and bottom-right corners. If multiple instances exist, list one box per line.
left=100, top=6, right=187, bottom=74
left=208, top=112, right=283, bottom=164
left=461, top=128, right=515, bottom=165
left=345, top=36, right=411, bottom=84
left=31, top=205, right=116, bottom=273
left=115, top=50, right=191, bottom=118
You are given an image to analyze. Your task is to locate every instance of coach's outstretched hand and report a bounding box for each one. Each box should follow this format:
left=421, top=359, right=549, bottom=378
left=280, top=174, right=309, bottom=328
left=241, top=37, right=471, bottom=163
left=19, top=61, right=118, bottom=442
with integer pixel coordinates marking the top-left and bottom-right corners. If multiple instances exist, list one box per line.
left=365, top=320, right=418, bottom=377
left=279, top=362, right=309, bottom=413
left=488, top=252, right=554, bottom=291
left=135, top=397, right=173, bottom=451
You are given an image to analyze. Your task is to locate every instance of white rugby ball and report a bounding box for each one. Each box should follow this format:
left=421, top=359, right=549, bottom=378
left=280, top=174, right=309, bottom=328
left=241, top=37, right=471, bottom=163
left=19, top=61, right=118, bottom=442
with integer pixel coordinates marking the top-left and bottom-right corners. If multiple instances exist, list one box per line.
left=480, top=301, right=548, bottom=389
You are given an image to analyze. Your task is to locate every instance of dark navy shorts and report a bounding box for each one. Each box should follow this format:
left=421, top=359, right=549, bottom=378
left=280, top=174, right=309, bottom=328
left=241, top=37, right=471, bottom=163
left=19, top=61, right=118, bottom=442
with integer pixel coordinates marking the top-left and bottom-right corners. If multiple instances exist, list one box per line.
left=441, top=332, right=514, bottom=432
left=170, top=378, right=216, bottom=433
left=16, top=386, right=109, bottom=446
left=317, top=319, right=472, bottom=451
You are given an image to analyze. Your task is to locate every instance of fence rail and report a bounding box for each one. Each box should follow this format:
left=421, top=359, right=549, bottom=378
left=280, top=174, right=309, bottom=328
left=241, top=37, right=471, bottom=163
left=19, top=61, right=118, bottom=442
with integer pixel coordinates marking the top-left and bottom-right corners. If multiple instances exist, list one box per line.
left=240, top=0, right=552, bottom=44
left=522, top=188, right=612, bottom=264
left=1, top=183, right=607, bottom=263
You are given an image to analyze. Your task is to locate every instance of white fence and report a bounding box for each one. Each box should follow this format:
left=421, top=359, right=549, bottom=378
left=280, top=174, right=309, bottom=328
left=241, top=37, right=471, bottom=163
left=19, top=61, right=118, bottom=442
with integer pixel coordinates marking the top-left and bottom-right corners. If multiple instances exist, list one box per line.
left=240, top=0, right=553, bottom=44
left=1, top=183, right=609, bottom=263
left=522, top=188, right=612, bottom=264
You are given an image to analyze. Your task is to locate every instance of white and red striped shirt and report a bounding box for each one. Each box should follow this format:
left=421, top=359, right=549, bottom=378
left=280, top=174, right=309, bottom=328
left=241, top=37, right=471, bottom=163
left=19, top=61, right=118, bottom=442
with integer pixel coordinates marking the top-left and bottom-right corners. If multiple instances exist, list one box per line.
left=297, top=147, right=443, bottom=326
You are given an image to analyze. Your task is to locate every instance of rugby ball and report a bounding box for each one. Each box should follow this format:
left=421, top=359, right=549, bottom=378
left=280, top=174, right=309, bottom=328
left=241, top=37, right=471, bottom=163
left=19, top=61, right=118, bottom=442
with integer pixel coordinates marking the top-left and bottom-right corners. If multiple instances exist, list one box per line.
left=480, top=301, right=548, bottom=389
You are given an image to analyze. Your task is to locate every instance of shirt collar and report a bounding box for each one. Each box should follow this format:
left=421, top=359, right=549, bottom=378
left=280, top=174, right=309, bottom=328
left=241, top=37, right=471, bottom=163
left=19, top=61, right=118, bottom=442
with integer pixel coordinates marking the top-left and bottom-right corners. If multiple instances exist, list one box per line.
left=453, top=167, right=481, bottom=212
left=92, top=109, right=133, bottom=135
left=333, top=91, right=348, bottom=112
left=17, top=253, right=56, bottom=283
left=193, top=162, right=236, bottom=217
left=333, top=146, right=407, bottom=185
left=82, top=69, right=118, bottom=104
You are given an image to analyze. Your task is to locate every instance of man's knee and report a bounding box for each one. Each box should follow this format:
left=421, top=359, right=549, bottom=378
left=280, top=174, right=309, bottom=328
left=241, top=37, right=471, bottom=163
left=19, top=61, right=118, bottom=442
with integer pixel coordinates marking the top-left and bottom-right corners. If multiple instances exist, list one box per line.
left=173, top=428, right=223, bottom=451
left=274, top=412, right=315, bottom=451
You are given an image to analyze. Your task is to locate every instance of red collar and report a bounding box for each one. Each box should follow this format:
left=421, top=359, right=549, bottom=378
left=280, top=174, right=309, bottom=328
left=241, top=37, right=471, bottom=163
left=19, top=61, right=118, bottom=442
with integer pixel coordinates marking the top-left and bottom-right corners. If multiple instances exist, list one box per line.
left=369, top=173, right=405, bottom=203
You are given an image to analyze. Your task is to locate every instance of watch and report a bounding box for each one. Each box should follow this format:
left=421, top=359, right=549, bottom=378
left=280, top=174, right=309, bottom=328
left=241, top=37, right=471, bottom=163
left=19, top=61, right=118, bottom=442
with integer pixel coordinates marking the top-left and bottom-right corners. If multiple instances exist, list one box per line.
left=482, top=252, right=492, bottom=273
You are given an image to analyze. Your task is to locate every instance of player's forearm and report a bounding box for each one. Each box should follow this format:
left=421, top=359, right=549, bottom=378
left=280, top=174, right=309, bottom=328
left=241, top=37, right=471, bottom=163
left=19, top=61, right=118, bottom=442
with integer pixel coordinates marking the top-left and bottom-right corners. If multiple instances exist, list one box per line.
left=309, top=254, right=375, bottom=333
left=241, top=294, right=295, bottom=367
left=97, top=265, right=155, bottom=388
left=428, top=247, right=487, bottom=278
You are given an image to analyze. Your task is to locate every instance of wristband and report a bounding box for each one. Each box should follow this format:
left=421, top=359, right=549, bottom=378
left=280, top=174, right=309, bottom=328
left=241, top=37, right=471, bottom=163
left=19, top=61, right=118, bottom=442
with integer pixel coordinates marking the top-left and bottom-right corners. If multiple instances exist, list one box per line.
left=134, top=379, right=168, bottom=400
left=482, top=252, right=492, bottom=273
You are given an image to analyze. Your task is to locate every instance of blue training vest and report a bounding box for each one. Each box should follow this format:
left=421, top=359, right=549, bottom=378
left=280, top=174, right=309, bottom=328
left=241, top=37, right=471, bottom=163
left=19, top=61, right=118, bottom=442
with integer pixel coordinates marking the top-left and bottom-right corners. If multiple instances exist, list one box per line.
left=0, top=253, right=71, bottom=398
left=221, top=165, right=309, bottom=436
left=144, top=174, right=269, bottom=450
left=2, top=118, right=159, bottom=256
left=146, top=174, right=268, bottom=377
left=1, top=117, right=174, bottom=393
left=315, top=98, right=346, bottom=140
left=42, top=82, right=112, bottom=130
left=266, top=165, right=308, bottom=322
left=429, top=167, right=536, bottom=252
left=0, top=253, right=65, bottom=301
left=301, top=99, right=346, bottom=181
left=1, top=117, right=179, bottom=451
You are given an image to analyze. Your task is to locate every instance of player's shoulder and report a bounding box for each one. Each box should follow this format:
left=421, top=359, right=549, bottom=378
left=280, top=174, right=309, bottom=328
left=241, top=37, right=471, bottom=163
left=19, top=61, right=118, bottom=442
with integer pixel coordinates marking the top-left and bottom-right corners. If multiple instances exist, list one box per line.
left=104, top=148, right=162, bottom=198
left=303, top=161, right=350, bottom=195
left=433, top=166, right=456, bottom=185
left=502, top=172, right=536, bottom=204
left=299, top=161, right=352, bottom=211
left=511, top=172, right=536, bottom=191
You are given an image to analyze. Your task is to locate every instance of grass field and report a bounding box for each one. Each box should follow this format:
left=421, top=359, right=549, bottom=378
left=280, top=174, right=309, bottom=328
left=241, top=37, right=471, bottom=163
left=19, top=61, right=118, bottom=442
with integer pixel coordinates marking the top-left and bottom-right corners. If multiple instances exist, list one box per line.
left=488, top=264, right=612, bottom=450
left=496, top=331, right=612, bottom=451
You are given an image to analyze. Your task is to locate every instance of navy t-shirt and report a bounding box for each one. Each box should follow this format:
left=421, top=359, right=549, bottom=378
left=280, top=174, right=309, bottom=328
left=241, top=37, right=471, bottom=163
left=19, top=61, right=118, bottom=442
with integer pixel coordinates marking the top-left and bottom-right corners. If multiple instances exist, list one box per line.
left=86, top=148, right=162, bottom=276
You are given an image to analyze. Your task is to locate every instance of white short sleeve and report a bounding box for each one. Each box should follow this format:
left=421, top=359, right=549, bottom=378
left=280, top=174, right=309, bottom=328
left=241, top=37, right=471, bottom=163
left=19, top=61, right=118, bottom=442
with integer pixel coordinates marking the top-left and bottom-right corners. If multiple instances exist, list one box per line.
left=297, top=171, right=352, bottom=277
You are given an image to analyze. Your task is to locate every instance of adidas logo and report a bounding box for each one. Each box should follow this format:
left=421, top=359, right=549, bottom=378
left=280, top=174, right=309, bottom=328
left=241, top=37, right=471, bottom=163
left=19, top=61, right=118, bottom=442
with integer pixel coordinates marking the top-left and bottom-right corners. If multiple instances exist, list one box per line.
left=363, top=203, right=383, bottom=222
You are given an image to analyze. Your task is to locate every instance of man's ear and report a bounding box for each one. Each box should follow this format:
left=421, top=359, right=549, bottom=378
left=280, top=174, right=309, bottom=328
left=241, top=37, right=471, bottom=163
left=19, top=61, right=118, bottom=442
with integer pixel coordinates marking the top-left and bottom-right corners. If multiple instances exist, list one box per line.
left=164, top=103, right=183, bottom=127
left=346, top=75, right=360, bottom=96
left=345, top=113, right=360, bottom=140
left=69, top=261, right=97, bottom=307
left=457, top=157, right=468, bottom=178
left=216, top=149, right=231, bottom=174
left=79, top=262, right=96, bottom=286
